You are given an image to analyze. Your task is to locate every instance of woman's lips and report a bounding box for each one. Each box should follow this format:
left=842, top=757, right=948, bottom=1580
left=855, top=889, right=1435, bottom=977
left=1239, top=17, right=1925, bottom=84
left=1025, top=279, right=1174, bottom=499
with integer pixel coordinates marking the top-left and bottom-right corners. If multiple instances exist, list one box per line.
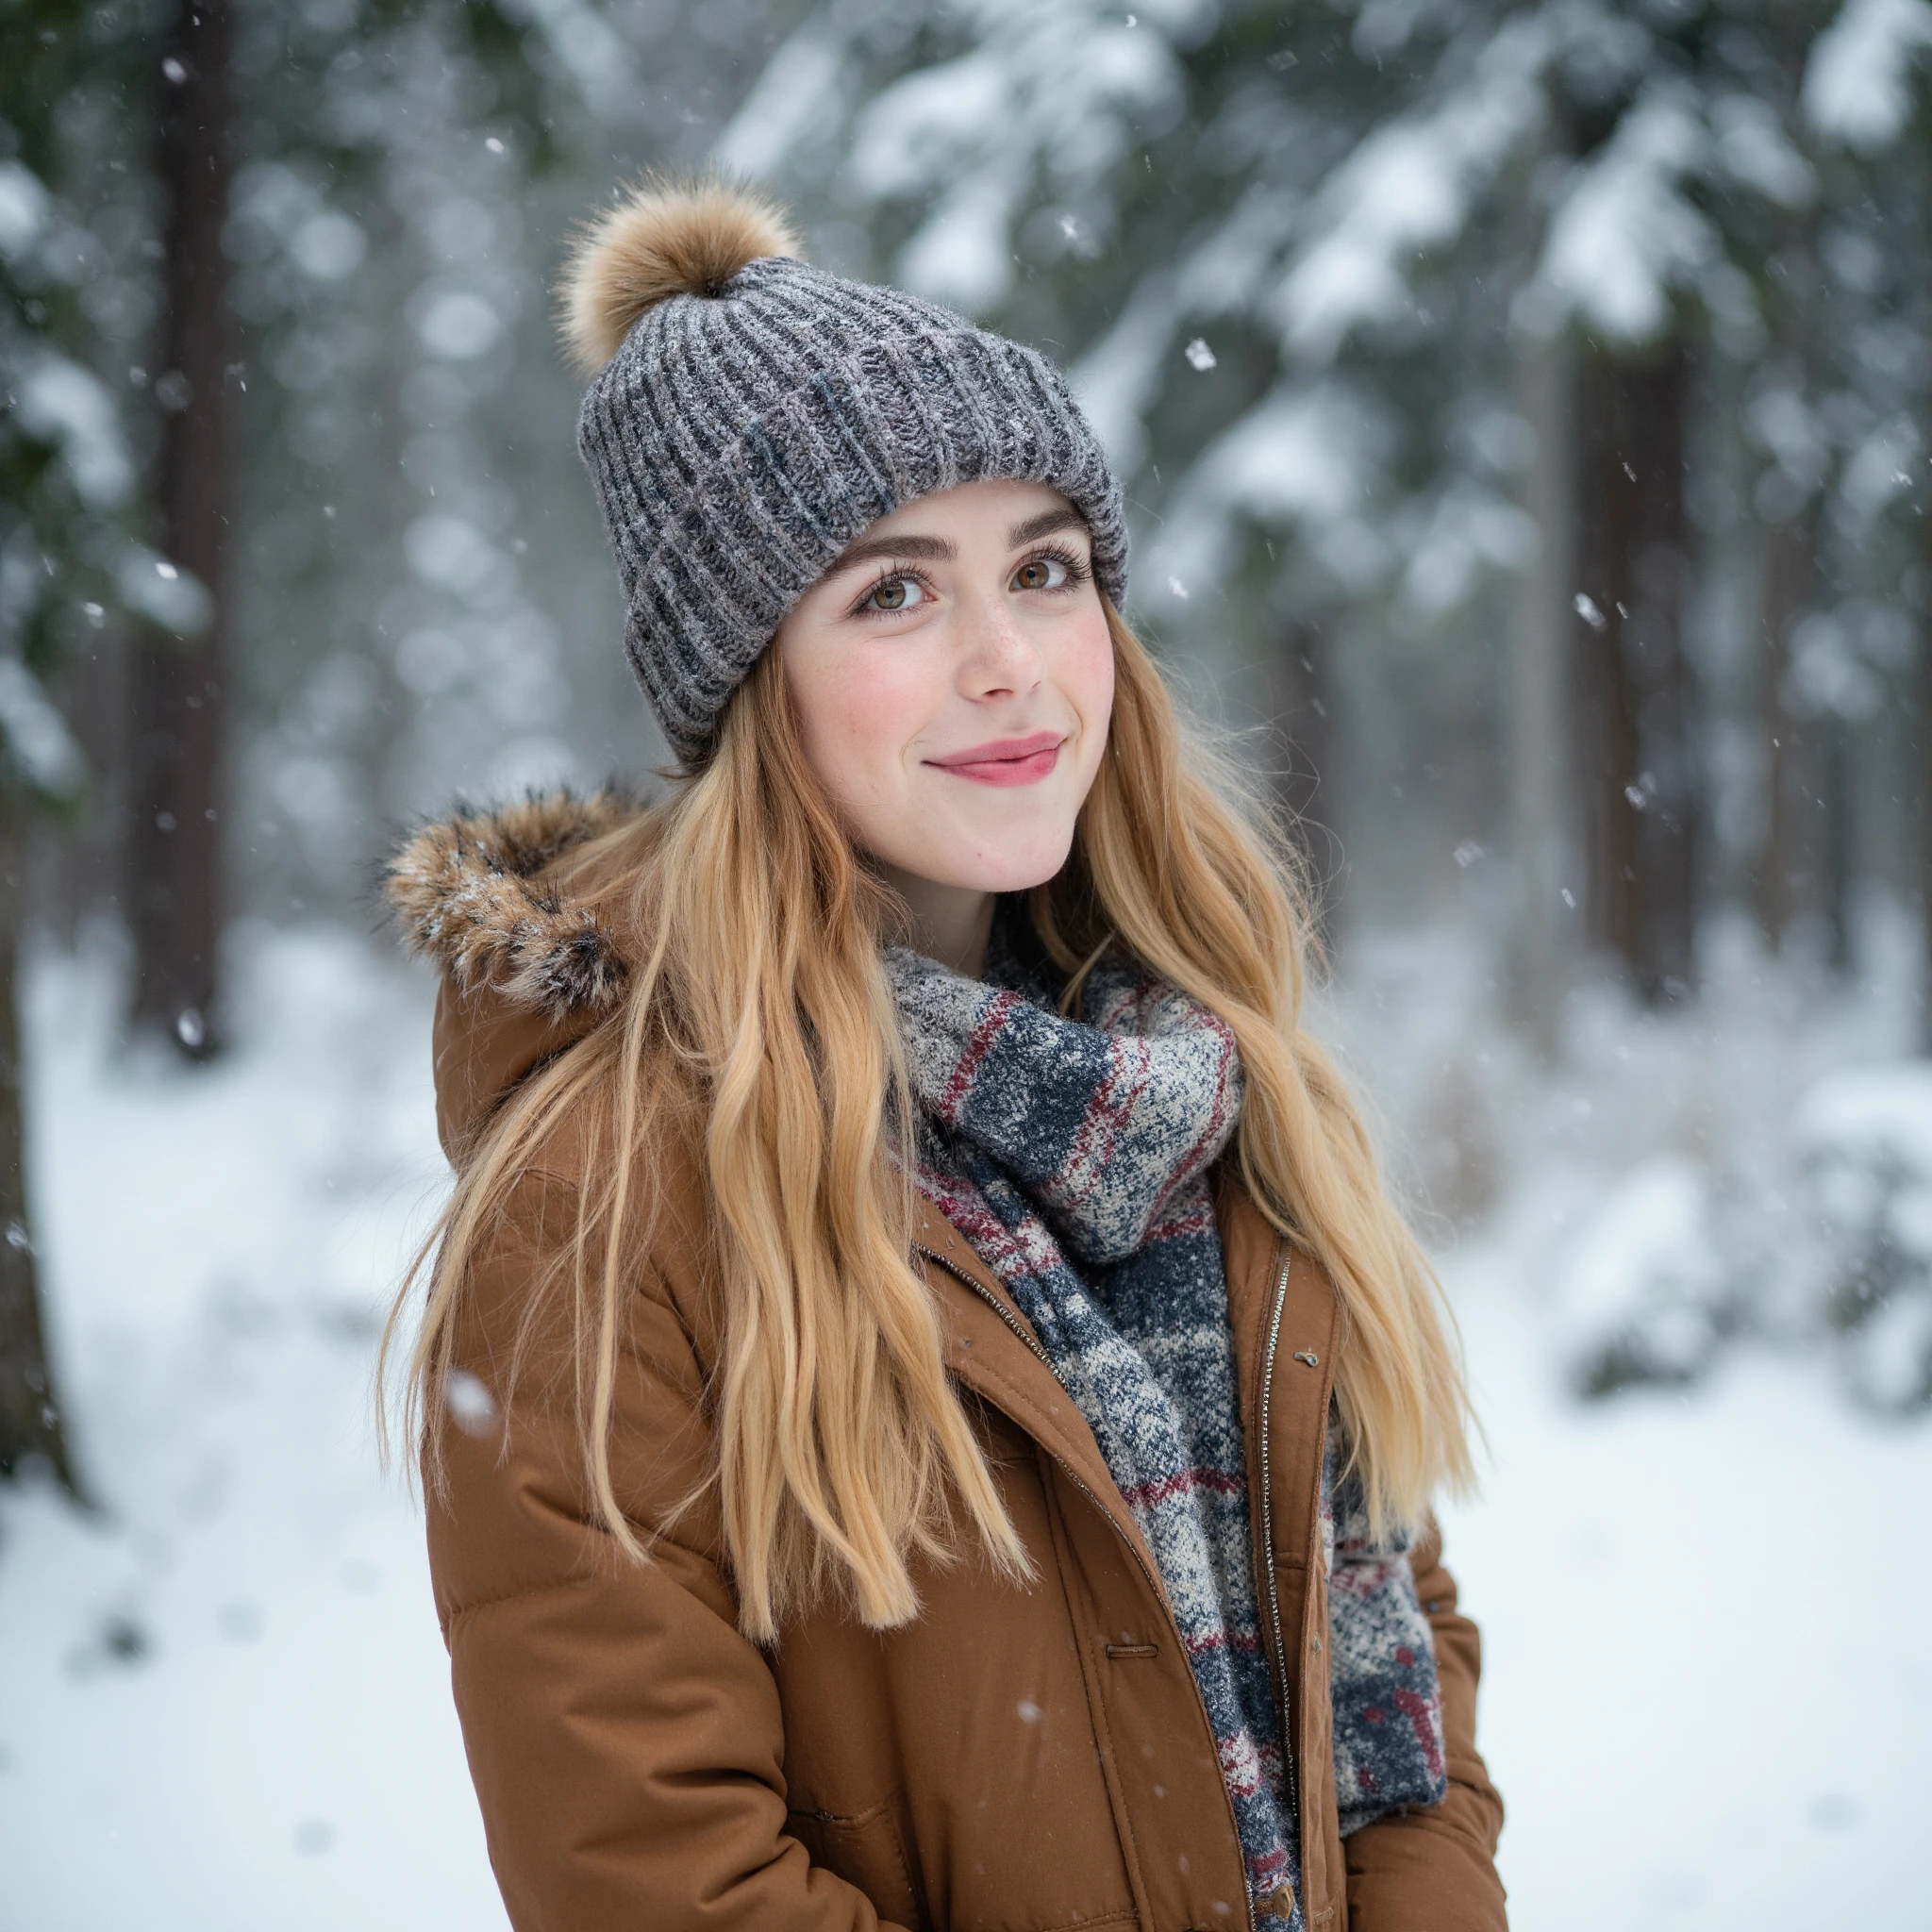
left=927, top=731, right=1066, bottom=787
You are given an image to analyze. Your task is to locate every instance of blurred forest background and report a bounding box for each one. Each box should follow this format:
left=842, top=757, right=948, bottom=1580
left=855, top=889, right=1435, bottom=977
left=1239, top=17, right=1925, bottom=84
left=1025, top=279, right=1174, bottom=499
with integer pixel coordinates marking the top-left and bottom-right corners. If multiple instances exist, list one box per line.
left=10, top=0, right=1932, bottom=1459
left=3, top=4, right=1932, bottom=1924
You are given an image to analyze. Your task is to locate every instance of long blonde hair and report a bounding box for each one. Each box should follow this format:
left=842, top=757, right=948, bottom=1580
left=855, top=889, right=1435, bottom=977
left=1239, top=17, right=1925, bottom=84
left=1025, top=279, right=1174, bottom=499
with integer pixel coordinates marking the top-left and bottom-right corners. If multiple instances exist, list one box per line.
left=387, top=604, right=1472, bottom=1640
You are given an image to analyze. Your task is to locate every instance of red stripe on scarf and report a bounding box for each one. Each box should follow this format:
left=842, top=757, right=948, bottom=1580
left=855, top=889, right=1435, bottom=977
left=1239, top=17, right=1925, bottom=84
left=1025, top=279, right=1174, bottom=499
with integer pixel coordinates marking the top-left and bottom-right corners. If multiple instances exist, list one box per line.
left=1058, top=1038, right=1149, bottom=1207
left=1119, top=1467, right=1244, bottom=1509
left=938, top=990, right=1025, bottom=1122
left=1148, top=1025, right=1241, bottom=1224
left=1393, top=1687, right=1444, bottom=1784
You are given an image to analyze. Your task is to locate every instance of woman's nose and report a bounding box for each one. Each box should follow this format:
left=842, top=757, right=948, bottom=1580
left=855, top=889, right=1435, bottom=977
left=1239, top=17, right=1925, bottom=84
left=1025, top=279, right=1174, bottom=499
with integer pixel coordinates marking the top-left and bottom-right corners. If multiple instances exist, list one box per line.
left=958, top=593, right=1044, bottom=697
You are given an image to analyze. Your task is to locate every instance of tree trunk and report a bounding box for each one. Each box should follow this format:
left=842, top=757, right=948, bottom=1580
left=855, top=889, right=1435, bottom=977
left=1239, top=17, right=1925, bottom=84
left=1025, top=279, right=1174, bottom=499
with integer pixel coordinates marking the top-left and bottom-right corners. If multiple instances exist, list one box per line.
left=1762, top=526, right=1855, bottom=976
left=1507, top=319, right=1574, bottom=1058
left=127, top=0, right=231, bottom=1058
left=1920, top=130, right=1932, bottom=1046
left=1754, top=203, right=1842, bottom=965
left=1920, top=505, right=1932, bottom=1050
left=1574, top=341, right=1698, bottom=1004
left=0, top=801, right=83, bottom=1494
left=1819, top=711, right=1853, bottom=974
left=1266, top=613, right=1341, bottom=951
left=1757, top=486, right=1813, bottom=947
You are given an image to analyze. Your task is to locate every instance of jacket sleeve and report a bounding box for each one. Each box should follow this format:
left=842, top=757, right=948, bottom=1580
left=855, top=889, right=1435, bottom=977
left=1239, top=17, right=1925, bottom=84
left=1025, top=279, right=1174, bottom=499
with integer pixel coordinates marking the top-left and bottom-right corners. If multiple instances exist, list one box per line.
left=1341, top=1519, right=1507, bottom=1932
left=425, top=1173, right=908, bottom=1932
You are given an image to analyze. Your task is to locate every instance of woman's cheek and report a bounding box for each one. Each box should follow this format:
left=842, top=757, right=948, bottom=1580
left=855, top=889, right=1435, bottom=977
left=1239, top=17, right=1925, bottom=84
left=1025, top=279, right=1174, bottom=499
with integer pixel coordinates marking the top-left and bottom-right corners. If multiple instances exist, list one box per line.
left=824, top=647, right=931, bottom=791
left=1063, top=608, right=1116, bottom=744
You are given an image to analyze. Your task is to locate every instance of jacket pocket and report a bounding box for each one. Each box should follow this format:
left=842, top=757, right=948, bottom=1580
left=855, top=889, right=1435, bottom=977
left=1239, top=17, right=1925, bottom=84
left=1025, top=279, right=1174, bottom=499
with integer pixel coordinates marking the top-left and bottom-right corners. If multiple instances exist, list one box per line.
left=787, top=1790, right=929, bottom=1931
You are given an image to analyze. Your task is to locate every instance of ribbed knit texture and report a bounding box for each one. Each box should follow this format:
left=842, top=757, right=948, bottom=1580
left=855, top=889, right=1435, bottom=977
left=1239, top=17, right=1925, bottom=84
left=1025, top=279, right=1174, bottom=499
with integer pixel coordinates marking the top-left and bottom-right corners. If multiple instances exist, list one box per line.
left=576, top=255, right=1128, bottom=763
left=889, top=917, right=1449, bottom=1921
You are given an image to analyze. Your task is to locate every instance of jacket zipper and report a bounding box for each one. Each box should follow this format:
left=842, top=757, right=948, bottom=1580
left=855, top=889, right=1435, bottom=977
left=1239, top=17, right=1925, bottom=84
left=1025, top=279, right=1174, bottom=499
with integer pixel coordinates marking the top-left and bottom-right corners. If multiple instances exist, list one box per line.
left=1256, top=1247, right=1301, bottom=1859
left=914, top=1241, right=1262, bottom=1932
left=915, top=1243, right=1057, bottom=1369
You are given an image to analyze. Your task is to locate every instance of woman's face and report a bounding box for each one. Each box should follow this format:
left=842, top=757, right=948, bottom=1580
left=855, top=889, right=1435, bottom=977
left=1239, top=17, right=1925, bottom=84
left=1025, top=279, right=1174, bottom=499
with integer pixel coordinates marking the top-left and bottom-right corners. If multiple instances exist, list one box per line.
left=776, top=477, right=1115, bottom=948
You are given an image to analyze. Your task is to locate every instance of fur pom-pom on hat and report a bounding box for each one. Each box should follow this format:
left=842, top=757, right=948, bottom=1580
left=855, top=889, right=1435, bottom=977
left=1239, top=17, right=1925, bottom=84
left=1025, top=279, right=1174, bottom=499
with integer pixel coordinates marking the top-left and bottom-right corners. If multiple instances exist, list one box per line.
left=560, top=178, right=801, bottom=374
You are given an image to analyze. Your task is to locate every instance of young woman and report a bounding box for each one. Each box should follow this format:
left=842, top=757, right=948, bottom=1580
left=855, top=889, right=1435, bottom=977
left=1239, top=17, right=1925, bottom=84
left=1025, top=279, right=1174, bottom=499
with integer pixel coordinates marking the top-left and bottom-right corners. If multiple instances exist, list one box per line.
left=387, top=182, right=1504, bottom=1932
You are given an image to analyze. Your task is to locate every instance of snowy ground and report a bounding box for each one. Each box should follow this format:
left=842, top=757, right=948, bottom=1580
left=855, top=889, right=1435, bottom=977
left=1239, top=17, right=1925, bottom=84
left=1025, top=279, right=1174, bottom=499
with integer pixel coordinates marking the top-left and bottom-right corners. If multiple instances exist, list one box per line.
left=0, top=925, right=506, bottom=1932
left=1, top=921, right=1927, bottom=1929
left=1441, top=1246, right=1932, bottom=1928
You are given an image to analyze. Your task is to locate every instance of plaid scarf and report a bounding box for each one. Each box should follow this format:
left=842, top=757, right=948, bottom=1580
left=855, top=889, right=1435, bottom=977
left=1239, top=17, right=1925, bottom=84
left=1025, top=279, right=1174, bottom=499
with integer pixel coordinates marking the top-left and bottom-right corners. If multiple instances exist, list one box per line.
left=889, top=922, right=1446, bottom=1920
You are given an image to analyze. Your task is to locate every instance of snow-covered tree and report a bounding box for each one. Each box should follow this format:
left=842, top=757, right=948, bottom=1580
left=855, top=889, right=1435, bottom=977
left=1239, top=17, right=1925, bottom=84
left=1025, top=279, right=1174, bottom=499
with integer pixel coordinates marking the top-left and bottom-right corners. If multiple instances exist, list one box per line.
left=0, top=0, right=155, bottom=1494
left=724, top=0, right=1932, bottom=1028
left=3, top=0, right=804, bottom=1481
left=197, top=0, right=801, bottom=920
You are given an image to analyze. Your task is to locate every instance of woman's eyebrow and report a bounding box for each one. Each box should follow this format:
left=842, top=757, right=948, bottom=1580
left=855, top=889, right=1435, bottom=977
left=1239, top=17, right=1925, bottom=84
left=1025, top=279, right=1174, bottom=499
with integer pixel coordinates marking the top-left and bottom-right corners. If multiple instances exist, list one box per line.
left=826, top=531, right=956, bottom=574
left=1008, top=506, right=1089, bottom=548
left=824, top=507, right=1088, bottom=580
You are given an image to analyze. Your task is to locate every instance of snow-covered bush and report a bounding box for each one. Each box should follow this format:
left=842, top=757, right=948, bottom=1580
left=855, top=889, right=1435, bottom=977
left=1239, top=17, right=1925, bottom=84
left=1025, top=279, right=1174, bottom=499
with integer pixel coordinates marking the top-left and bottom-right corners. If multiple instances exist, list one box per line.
left=1553, top=1157, right=1736, bottom=1398
left=1550, top=1066, right=1932, bottom=1415
left=1796, top=1065, right=1932, bottom=1415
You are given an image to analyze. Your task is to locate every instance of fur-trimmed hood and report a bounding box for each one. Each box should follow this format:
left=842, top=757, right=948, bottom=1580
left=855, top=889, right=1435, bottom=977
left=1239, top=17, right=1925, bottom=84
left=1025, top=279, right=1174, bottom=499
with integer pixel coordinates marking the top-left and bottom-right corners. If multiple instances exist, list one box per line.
left=385, top=790, right=645, bottom=1158
left=386, top=790, right=643, bottom=1018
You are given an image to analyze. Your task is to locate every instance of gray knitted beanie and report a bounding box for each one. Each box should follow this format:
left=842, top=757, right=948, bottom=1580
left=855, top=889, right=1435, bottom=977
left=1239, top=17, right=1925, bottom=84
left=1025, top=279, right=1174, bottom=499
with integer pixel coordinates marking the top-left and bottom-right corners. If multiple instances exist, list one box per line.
left=561, top=182, right=1128, bottom=765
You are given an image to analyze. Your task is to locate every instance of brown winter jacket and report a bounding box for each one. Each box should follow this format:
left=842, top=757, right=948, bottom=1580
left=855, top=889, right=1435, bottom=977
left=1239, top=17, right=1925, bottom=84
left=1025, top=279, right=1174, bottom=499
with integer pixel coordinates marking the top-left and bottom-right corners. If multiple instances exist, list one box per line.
left=396, top=797, right=1507, bottom=1932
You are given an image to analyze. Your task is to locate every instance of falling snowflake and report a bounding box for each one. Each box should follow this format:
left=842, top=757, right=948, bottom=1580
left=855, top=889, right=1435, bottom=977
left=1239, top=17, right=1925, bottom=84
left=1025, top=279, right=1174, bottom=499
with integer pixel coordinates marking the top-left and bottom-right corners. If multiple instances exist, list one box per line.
left=1184, top=337, right=1217, bottom=371
left=446, top=1369, right=501, bottom=1438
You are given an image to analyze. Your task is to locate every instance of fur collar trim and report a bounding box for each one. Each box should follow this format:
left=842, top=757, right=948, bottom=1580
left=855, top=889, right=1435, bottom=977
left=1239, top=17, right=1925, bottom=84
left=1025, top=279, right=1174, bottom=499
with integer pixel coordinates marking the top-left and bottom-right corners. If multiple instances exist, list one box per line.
left=384, top=790, right=640, bottom=1017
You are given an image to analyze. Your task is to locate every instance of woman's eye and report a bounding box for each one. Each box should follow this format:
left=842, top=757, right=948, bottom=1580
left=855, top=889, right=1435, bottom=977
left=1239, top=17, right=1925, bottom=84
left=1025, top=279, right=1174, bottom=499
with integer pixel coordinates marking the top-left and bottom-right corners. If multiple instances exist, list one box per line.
left=862, top=575, right=929, bottom=613
left=1012, top=555, right=1070, bottom=592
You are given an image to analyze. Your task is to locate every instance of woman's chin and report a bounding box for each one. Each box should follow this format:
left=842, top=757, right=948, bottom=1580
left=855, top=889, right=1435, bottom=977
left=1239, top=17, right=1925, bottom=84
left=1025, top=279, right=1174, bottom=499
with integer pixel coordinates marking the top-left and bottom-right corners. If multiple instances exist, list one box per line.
left=934, top=839, right=1079, bottom=898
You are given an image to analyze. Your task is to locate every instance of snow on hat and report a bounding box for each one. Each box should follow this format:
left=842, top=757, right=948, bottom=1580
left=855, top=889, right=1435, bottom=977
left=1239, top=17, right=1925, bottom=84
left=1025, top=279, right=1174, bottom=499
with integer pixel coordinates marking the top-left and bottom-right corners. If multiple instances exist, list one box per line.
left=562, top=179, right=1128, bottom=767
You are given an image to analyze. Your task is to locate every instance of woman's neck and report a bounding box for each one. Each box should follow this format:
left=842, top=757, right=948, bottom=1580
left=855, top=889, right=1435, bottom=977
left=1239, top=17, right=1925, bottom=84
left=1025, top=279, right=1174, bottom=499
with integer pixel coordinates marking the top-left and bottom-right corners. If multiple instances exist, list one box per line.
left=875, top=867, right=995, bottom=979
